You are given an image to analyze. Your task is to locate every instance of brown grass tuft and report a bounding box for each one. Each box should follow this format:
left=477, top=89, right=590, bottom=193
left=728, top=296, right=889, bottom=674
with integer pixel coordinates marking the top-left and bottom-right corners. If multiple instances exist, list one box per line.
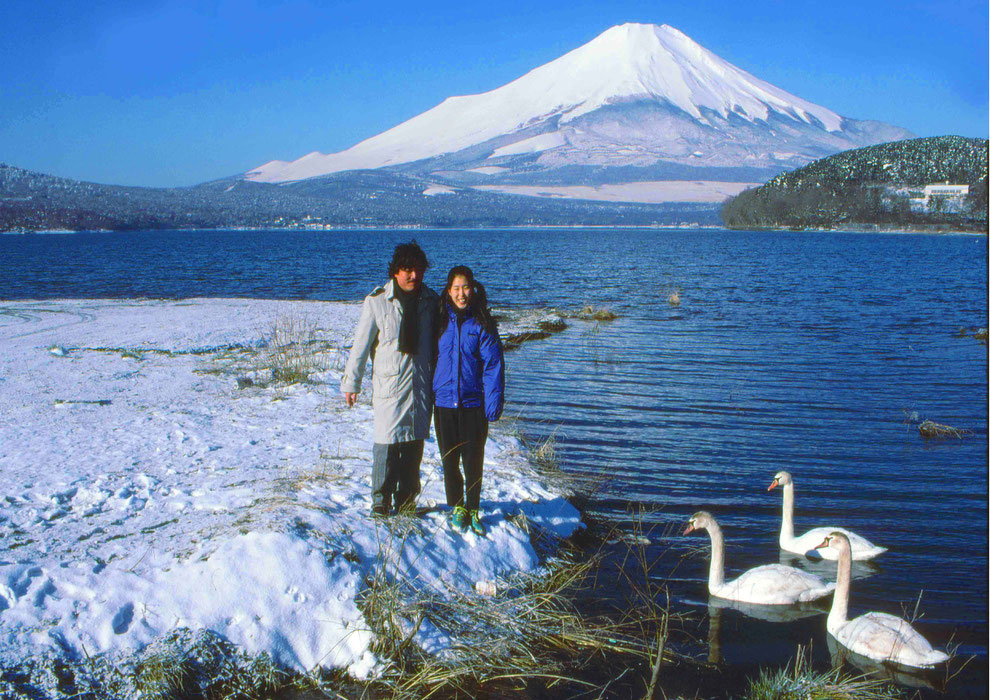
left=918, top=419, right=970, bottom=440
left=574, top=305, right=618, bottom=322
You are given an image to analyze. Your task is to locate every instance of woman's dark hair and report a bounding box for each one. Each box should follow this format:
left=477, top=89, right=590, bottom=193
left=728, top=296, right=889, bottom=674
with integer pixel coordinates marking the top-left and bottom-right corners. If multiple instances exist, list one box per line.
left=437, top=265, right=497, bottom=336
left=388, top=240, right=430, bottom=277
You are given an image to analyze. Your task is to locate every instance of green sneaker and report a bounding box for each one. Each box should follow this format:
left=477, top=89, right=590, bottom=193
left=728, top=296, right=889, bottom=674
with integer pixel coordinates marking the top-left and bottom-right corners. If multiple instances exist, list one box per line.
left=451, top=506, right=469, bottom=532
left=469, top=510, right=486, bottom=536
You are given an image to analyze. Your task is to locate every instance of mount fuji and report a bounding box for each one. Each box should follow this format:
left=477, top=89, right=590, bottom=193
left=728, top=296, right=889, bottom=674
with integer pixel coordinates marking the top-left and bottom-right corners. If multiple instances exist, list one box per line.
left=245, top=23, right=912, bottom=203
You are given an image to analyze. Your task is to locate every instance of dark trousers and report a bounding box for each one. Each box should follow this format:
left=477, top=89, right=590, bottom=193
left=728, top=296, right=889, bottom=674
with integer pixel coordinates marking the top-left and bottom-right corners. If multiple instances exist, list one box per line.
left=372, top=440, right=423, bottom=513
left=434, top=406, right=488, bottom=511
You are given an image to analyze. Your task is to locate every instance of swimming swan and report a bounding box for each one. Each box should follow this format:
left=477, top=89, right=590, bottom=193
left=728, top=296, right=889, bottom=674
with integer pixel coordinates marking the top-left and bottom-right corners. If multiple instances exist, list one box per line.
left=816, top=531, right=949, bottom=668
left=769, top=471, right=887, bottom=561
left=684, top=511, right=835, bottom=605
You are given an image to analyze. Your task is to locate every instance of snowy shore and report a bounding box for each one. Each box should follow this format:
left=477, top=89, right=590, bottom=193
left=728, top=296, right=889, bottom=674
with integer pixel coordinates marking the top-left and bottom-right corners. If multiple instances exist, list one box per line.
left=0, top=299, right=582, bottom=683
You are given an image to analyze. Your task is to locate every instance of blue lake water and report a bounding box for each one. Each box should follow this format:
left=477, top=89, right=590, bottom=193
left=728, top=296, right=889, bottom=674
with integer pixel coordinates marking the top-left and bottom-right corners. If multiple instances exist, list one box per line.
left=2, top=228, right=987, bottom=695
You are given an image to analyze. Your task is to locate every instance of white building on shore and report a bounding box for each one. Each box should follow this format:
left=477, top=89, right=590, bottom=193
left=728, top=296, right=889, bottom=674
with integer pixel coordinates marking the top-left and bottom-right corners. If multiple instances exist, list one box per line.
left=909, top=183, right=970, bottom=213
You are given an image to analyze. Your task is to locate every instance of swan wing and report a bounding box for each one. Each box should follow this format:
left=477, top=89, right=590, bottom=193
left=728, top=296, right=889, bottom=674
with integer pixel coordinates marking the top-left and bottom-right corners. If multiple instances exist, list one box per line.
left=715, top=564, right=835, bottom=605
left=835, top=612, right=949, bottom=668
left=789, top=526, right=887, bottom=560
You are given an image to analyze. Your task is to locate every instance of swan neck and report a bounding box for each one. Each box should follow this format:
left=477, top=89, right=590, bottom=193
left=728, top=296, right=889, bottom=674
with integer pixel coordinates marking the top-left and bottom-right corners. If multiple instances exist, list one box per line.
left=706, top=522, right=725, bottom=592
left=780, top=483, right=795, bottom=543
left=829, top=545, right=851, bottom=630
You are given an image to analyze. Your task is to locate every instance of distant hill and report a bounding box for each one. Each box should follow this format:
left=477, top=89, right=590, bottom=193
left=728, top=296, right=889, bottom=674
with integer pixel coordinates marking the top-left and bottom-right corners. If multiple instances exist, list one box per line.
left=720, top=136, right=988, bottom=231
left=0, top=164, right=722, bottom=232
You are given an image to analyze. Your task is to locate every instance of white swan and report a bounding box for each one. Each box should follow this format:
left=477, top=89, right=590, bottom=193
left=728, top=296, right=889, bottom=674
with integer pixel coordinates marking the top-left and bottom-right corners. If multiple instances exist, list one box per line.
left=817, top=531, right=949, bottom=668
left=684, top=511, right=835, bottom=605
left=769, top=471, right=886, bottom=561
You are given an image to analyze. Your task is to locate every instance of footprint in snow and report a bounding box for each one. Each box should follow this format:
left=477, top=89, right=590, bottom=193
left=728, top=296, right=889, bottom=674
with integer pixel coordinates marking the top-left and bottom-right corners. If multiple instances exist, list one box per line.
left=112, top=602, right=134, bottom=634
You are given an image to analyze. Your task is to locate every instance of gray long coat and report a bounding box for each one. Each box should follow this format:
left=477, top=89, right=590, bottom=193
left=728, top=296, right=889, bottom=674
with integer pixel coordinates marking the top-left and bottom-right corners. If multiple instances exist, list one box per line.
left=341, top=279, right=438, bottom=444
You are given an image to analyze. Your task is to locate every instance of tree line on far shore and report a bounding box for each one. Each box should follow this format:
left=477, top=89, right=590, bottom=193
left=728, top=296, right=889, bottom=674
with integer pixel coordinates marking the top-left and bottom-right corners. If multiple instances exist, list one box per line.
left=0, top=163, right=721, bottom=232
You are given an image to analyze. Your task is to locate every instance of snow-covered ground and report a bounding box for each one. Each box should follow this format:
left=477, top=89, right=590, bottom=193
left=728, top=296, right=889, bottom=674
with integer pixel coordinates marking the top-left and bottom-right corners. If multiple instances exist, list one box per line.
left=0, top=299, right=581, bottom=680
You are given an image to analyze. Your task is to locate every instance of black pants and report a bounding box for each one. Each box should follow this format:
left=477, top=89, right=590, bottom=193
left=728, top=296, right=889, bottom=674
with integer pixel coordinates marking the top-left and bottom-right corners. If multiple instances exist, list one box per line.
left=371, top=440, right=423, bottom=513
left=434, top=406, right=488, bottom=511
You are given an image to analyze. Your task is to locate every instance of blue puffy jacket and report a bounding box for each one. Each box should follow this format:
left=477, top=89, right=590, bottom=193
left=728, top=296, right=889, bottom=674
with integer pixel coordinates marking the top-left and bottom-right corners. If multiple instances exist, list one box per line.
left=433, top=305, right=505, bottom=420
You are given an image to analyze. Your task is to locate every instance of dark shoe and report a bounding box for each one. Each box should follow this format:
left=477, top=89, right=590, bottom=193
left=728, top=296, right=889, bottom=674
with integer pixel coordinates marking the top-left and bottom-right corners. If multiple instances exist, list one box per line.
left=451, top=506, right=469, bottom=532
left=372, top=503, right=390, bottom=518
left=468, top=510, right=485, bottom=536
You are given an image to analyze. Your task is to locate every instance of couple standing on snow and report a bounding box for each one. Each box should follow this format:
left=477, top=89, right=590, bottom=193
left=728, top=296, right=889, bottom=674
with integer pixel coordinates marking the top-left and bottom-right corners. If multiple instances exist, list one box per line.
left=341, top=242, right=505, bottom=536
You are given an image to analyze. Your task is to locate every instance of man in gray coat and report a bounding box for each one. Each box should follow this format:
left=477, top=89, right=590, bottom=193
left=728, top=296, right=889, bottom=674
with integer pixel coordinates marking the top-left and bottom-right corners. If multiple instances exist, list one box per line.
left=342, top=242, right=439, bottom=516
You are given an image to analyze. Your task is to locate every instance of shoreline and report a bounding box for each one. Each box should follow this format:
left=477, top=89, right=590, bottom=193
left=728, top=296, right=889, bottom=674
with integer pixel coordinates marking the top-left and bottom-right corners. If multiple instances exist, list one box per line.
left=5, top=221, right=985, bottom=235
left=725, top=222, right=988, bottom=235
left=2, top=223, right=724, bottom=235
left=0, top=298, right=587, bottom=697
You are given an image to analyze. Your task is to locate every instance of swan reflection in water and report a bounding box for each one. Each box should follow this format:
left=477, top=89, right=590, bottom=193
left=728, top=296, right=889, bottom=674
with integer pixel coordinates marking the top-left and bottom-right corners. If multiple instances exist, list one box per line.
left=828, top=635, right=946, bottom=692
left=705, top=597, right=829, bottom=664
left=708, top=594, right=830, bottom=624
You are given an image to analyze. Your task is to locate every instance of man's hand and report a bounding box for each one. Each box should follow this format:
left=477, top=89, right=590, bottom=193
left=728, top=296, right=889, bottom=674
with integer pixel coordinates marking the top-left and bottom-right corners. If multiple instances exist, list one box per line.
left=344, top=392, right=358, bottom=407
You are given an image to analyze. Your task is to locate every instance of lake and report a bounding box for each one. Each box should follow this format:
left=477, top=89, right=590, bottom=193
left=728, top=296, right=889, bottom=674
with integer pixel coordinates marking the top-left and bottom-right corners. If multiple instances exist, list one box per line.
left=2, top=227, right=987, bottom=695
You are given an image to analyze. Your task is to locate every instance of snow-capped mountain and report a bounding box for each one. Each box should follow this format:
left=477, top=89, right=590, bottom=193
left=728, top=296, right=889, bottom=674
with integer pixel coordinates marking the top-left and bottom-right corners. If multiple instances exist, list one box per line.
left=246, top=23, right=911, bottom=199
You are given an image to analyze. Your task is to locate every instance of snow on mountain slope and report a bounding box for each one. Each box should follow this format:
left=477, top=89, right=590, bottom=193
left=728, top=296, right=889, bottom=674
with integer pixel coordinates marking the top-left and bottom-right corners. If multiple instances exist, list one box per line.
left=246, top=23, right=909, bottom=186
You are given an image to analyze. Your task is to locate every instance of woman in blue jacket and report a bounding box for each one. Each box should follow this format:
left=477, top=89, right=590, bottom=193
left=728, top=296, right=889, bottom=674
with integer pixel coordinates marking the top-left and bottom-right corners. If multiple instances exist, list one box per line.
left=433, top=266, right=505, bottom=535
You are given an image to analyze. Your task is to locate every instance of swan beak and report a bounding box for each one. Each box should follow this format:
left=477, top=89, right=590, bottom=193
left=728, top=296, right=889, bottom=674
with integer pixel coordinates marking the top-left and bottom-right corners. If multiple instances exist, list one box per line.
left=768, top=479, right=778, bottom=491
left=683, top=523, right=696, bottom=535
left=814, top=537, right=829, bottom=549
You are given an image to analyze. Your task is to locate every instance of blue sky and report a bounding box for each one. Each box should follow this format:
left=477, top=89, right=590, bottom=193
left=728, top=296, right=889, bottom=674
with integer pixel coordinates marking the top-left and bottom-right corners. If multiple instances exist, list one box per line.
left=1, top=0, right=986, bottom=187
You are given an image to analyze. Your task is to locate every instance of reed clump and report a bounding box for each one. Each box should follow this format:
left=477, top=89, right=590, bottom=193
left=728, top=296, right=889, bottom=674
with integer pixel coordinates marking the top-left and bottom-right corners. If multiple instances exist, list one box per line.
left=745, top=646, right=901, bottom=700
left=529, top=431, right=559, bottom=471
left=957, top=326, right=987, bottom=342
left=265, top=315, right=332, bottom=386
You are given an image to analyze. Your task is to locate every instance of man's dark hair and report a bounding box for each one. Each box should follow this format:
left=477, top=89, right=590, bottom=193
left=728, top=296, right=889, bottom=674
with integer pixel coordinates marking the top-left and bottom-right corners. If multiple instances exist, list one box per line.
left=388, top=241, right=430, bottom=277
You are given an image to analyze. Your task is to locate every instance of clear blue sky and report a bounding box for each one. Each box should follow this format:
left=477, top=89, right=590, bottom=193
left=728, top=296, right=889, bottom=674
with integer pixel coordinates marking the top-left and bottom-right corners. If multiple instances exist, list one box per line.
left=1, top=0, right=986, bottom=187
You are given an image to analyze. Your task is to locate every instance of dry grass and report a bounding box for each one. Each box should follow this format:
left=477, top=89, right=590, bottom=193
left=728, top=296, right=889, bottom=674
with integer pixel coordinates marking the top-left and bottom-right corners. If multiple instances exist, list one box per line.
left=188, top=315, right=344, bottom=396
left=354, top=505, right=673, bottom=699
left=131, top=649, right=194, bottom=700
left=363, top=556, right=665, bottom=698
left=1, top=629, right=341, bottom=700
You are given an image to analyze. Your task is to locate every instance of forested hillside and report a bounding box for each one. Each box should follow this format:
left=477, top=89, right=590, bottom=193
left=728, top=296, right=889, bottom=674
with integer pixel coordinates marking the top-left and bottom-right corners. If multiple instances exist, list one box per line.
left=721, top=136, right=988, bottom=231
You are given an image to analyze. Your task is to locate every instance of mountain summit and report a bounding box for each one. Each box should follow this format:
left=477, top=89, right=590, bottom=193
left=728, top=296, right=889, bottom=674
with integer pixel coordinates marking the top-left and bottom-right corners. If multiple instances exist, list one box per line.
left=247, top=23, right=911, bottom=201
